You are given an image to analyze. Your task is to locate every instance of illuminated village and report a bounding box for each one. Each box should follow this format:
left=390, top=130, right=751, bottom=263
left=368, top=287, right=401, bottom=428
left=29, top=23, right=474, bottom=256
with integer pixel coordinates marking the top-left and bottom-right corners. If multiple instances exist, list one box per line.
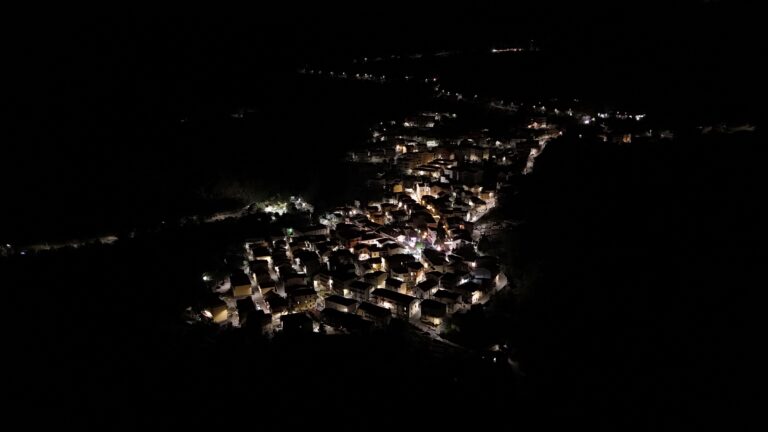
left=191, top=99, right=651, bottom=340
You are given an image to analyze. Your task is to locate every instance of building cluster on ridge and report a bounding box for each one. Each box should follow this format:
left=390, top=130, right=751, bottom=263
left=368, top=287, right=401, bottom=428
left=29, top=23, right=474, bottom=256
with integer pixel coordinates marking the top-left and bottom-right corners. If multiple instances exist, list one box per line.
left=194, top=101, right=657, bottom=337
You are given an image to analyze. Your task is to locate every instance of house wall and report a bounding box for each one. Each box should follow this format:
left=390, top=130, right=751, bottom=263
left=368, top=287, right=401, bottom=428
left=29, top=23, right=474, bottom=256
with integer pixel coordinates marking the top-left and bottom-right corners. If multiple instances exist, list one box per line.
left=211, top=305, right=228, bottom=324
left=326, top=301, right=357, bottom=314
left=232, top=284, right=253, bottom=298
left=421, top=314, right=442, bottom=326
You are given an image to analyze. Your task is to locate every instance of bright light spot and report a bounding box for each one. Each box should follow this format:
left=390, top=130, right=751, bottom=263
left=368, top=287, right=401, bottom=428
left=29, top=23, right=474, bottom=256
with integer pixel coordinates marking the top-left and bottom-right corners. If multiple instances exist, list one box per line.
left=201, top=309, right=213, bottom=319
left=202, top=274, right=212, bottom=282
left=472, top=292, right=481, bottom=303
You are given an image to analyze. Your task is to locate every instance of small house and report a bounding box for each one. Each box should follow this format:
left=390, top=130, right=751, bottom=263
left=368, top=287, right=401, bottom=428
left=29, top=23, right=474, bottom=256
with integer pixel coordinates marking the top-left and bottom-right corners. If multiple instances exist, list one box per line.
left=280, top=313, right=313, bottom=335
left=287, top=287, right=317, bottom=312
left=230, top=271, right=253, bottom=298
left=371, top=288, right=419, bottom=320
left=324, top=295, right=358, bottom=314
left=356, top=302, right=392, bottom=327
left=420, top=299, right=447, bottom=326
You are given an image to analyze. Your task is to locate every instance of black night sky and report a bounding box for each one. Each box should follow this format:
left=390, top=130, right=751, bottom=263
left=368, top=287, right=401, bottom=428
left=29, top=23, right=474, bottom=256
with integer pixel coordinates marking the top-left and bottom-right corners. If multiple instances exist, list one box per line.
left=3, top=3, right=759, bottom=429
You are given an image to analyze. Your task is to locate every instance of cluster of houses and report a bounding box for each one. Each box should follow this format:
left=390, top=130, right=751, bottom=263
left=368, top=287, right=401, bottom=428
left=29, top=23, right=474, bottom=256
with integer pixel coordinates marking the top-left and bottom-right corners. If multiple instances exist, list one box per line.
left=348, top=108, right=560, bottom=173
left=350, top=103, right=668, bottom=183
left=349, top=134, right=540, bottom=175
left=200, top=202, right=503, bottom=336
left=191, top=99, right=689, bottom=339
left=198, top=196, right=506, bottom=334
left=196, top=112, right=522, bottom=336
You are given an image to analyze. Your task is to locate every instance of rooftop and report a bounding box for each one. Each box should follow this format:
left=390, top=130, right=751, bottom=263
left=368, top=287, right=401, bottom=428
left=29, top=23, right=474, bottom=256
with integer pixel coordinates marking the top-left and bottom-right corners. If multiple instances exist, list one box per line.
left=357, top=301, right=392, bottom=319
left=349, top=280, right=374, bottom=291
left=288, top=287, right=317, bottom=298
left=372, top=288, right=417, bottom=305
left=433, top=289, right=462, bottom=301
left=280, top=313, right=312, bottom=324
left=416, top=279, right=439, bottom=291
left=230, top=272, right=251, bottom=286
left=325, top=295, right=358, bottom=307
